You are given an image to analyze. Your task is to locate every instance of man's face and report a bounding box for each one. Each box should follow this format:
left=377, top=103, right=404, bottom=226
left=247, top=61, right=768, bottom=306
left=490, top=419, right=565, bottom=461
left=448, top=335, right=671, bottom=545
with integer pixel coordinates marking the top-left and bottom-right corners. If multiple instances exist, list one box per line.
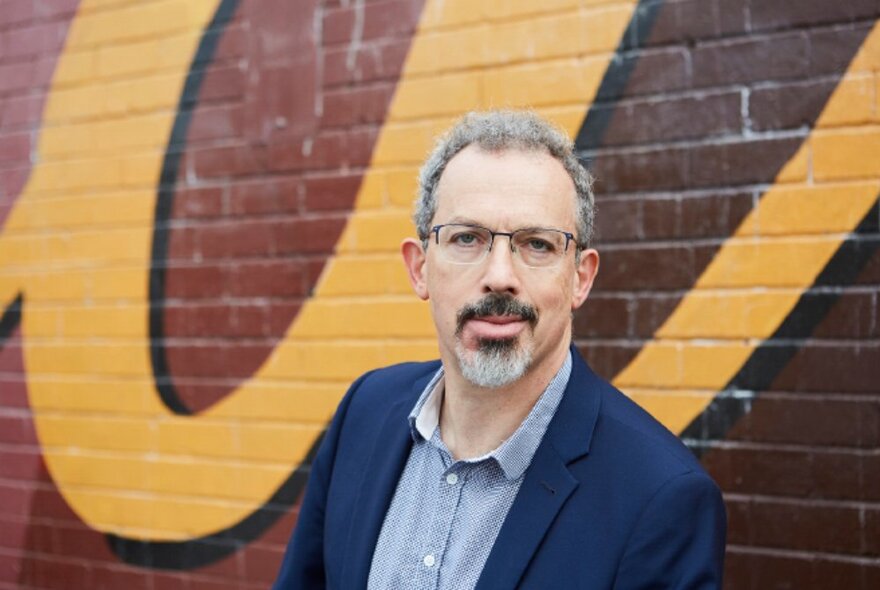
left=402, top=145, right=599, bottom=388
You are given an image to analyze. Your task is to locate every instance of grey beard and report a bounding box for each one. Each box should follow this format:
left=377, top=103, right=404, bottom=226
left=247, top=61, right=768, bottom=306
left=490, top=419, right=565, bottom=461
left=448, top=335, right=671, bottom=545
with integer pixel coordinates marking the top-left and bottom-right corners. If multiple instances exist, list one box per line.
left=455, top=337, right=532, bottom=389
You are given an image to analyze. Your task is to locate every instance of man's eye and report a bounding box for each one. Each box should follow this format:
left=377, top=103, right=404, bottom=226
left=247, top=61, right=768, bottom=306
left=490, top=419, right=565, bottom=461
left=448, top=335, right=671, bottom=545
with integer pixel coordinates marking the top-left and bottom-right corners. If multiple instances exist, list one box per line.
left=451, top=232, right=481, bottom=246
left=521, top=237, right=555, bottom=252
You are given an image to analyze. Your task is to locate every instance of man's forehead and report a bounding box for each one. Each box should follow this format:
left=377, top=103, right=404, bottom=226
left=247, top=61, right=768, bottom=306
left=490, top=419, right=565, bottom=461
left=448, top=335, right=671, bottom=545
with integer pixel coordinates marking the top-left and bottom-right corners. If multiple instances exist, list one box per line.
left=433, top=146, right=577, bottom=220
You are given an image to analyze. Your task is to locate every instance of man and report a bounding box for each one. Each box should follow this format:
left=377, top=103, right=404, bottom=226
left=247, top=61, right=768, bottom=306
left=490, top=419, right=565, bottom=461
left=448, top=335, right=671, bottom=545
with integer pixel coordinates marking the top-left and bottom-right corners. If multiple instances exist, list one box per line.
left=273, top=111, right=726, bottom=589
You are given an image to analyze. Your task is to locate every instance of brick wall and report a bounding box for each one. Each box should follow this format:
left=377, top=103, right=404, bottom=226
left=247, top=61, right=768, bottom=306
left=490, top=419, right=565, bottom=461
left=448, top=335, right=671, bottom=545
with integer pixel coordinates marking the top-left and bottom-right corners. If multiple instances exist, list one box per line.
left=0, top=0, right=877, bottom=588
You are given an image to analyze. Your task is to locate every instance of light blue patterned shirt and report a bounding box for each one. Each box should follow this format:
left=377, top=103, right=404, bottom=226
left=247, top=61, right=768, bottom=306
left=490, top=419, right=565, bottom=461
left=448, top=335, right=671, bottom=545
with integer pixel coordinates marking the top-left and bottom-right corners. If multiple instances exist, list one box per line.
left=367, top=352, right=572, bottom=590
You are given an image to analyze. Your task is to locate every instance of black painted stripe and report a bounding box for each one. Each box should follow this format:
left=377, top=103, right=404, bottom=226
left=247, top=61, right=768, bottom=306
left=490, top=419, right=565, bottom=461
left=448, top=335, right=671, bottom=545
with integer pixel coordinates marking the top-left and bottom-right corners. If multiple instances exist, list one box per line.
left=682, top=196, right=880, bottom=457
left=0, top=294, right=22, bottom=345
left=148, top=0, right=240, bottom=416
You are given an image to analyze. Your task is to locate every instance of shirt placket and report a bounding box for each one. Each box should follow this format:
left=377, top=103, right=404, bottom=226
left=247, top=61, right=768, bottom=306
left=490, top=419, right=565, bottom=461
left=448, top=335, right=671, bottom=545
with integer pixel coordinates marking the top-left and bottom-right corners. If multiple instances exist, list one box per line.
left=416, top=448, right=467, bottom=589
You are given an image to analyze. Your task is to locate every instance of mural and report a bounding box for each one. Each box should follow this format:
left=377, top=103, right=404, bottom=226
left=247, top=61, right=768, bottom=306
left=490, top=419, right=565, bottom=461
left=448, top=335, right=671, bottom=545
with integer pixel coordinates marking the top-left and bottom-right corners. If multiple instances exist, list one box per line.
left=0, top=0, right=877, bottom=587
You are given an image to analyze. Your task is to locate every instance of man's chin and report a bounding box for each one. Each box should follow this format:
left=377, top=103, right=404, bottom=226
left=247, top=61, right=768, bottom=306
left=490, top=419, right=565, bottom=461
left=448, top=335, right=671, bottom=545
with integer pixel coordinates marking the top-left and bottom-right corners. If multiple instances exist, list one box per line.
left=476, top=337, right=518, bottom=353
left=454, top=338, right=532, bottom=389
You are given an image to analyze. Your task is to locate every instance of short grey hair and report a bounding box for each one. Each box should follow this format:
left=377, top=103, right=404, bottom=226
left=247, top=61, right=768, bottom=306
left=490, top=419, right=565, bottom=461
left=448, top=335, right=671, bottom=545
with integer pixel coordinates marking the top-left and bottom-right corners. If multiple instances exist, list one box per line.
left=414, top=110, right=595, bottom=248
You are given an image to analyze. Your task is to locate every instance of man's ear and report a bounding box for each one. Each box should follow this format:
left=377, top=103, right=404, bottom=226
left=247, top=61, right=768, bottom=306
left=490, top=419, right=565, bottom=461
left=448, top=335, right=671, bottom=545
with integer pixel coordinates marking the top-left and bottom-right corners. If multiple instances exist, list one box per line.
left=401, top=238, right=429, bottom=300
left=571, top=248, right=599, bottom=311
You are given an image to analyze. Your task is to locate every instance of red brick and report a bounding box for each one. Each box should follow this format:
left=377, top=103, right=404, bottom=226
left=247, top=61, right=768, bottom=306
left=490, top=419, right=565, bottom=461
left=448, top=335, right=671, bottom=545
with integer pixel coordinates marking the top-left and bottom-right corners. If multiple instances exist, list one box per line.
left=322, top=0, right=421, bottom=47
left=188, top=575, right=239, bottom=590
left=704, top=446, right=879, bottom=502
left=575, top=343, right=641, bottom=382
left=728, top=498, right=869, bottom=554
left=26, top=485, right=81, bottom=522
left=0, top=449, right=41, bottom=480
left=691, top=32, right=809, bottom=88
left=0, top=519, right=28, bottom=551
left=53, top=523, right=116, bottom=563
left=211, top=21, right=248, bottom=62
left=90, top=564, right=151, bottom=590
left=163, top=302, right=237, bottom=339
left=166, top=341, right=274, bottom=381
left=34, top=0, right=79, bottom=19
left=228, top=177, right=303, bottom=216
left=0, top=414, right=37, bottom=445
left=190, top=143, right=269, bottom=179
left=302, top=172, right=362, bottom=211
left=197, top=219, right=278, bottom=259
left=0, top=62, right=33, bottom=95
left=750, top=0, right=880, bottom=32
left=19, top=556, right=89, bottom=590
left=242, top=544, right=285, bottom=584
left=361, top=0, right=423, bottom=41
left=596, top=244, right=696, bottom=291
left=678, top=191, right=754, bottom=239
left=187, top=104, right=244, bottom=143
left=197, top=64, right=246, bottom=102
left=166, top=225, right=203, bottom=264
left=2, top=21, right=67, bottom=60
left=267, top=129, right=375, bottom=173
left=0, top=551, right=22, bottom=584
left=274, top=216, right=347, bottom=255
left=572, top=294, right=631, bottom=339
left=163, top=263, right=228, bottom=300
left=322, top=38, right=412, bottom=87
left=0, top=132, right=32, bottom=163
left=728, top=394, right=880, bottom=448
left=0, top=0, right=34, bottom=28
left=322, top=83, right=395, bottom=128
left=172, top=186, right=226, bottom=219
left=0, top=93, right=47, bottom=128
left=614, top=49, right=690, bottom=99
left=601, top=91, right=742, bottom=147
left=768, top=342, right=880, bottom=395
left=811, top=292, right=879, bottom=340
left=630, top=294, right=681, bottom=338
left=642, top=0, right=748, bottom=47
left=265, top=301, right=303, bottom=334
left=0, top=378, right=28, bottom=409
left=688, top=136, right=804, bottom=188
left=591, top=146, right=689, bottom=193
left=150, top=572, right=191, bottom=590
left=247, top=0, right=316, bottom=62
left=229, top=259, right=308, bottom=298
left=808, top=23, right=877, bottom=77
left=0, top=334, right=25, bottom=376
left=256, top=504, right=300, bottom=546
left=242, top=60, right=318, bottom=143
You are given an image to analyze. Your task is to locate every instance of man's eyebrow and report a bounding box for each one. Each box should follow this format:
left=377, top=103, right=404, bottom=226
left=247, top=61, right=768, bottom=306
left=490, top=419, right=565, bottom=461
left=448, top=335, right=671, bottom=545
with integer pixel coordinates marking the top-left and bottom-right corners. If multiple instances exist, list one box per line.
left=444, top=217, right=487, bottom=227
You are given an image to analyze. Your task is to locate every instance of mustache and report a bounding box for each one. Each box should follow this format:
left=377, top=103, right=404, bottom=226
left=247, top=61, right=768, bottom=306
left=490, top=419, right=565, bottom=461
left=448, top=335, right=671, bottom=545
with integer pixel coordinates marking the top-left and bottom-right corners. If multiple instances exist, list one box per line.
left=455, top=293, right=539, bottom=335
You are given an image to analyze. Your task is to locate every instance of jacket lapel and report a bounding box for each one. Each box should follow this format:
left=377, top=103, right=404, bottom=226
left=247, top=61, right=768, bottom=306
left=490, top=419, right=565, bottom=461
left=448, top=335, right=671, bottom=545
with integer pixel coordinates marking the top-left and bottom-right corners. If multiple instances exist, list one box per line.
left=340, top=369, right=436, bottom=589
left=475, top=348, right=603, bottom=589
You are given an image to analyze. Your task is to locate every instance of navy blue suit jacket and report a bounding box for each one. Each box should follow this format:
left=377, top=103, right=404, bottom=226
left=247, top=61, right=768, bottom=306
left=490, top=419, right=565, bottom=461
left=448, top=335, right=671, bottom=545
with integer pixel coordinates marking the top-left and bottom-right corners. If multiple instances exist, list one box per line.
left=274, top=348, right=726, bottom=589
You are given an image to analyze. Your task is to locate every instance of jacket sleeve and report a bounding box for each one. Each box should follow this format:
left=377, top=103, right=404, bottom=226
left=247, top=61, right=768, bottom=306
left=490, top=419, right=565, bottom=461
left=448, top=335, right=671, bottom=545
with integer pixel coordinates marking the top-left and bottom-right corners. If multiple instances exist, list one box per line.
left=272, top=371, right=373, bottom=590
left=612, top=470, right=727, bottom=590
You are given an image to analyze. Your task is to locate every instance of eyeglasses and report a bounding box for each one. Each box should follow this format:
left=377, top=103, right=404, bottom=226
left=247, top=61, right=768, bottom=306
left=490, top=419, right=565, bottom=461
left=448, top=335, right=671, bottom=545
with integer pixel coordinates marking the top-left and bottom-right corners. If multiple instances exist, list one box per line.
left=427, top=223, right=578, bottom=268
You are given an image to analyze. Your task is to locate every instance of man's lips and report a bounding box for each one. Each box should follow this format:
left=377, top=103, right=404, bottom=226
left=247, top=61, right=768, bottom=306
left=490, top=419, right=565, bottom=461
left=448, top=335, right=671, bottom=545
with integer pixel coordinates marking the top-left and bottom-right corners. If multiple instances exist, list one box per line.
left=464, top=315, right=528, bottom=340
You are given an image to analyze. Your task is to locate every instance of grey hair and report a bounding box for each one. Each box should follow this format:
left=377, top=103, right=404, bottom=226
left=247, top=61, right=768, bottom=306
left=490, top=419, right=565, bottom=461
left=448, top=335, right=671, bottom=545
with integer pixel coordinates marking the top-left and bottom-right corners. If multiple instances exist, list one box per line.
left=414, top=110, right=595, bottom=248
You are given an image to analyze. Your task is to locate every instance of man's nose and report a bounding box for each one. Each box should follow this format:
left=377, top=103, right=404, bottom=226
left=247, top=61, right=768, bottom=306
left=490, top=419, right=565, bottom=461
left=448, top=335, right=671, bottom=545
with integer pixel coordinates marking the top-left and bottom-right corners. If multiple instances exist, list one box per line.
left=481, top=236, right=521, bottom=294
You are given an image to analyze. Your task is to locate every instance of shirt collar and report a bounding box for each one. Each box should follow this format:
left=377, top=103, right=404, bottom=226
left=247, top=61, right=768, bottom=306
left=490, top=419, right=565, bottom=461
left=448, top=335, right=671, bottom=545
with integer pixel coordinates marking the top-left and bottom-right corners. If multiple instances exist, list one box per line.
left=407, top=351, right=572, bottom=481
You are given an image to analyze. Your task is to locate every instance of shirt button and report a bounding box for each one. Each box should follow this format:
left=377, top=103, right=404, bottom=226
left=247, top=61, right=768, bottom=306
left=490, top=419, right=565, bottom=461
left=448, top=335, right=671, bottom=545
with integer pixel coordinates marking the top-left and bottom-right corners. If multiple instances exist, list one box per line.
left=423, top=554, right=436, bottom=567
left=446, top=473, right=459, bottom=485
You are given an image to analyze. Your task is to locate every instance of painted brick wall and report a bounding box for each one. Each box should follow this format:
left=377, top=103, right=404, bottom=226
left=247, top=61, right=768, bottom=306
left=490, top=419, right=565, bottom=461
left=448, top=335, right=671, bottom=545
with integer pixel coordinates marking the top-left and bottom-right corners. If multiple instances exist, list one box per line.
left=0, top=0, right=878, bottom=588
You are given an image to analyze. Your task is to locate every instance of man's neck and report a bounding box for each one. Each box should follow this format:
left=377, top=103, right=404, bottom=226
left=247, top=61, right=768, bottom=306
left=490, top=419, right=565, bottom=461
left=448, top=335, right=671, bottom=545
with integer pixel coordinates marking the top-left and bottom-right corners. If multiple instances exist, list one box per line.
left=439, top=348, right=568, bottom=461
